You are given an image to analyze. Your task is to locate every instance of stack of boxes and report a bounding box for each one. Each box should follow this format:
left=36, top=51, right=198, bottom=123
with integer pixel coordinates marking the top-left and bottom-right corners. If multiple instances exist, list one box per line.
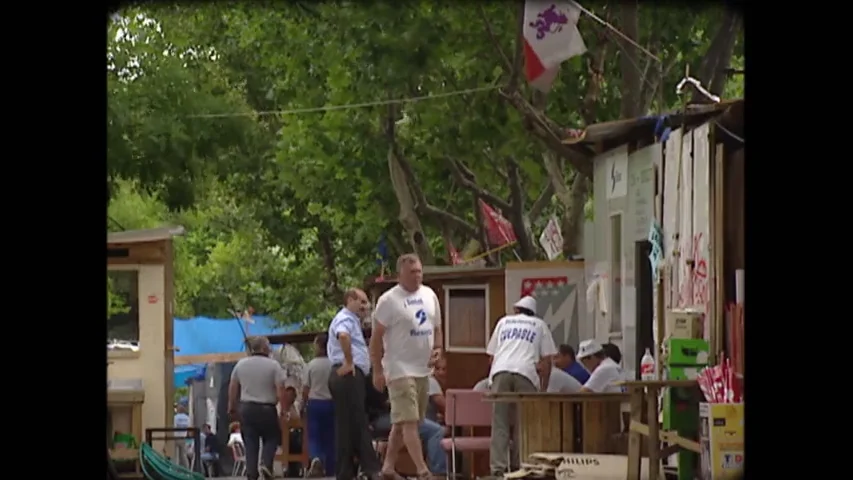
left=663, top=310, right=708, bottom=480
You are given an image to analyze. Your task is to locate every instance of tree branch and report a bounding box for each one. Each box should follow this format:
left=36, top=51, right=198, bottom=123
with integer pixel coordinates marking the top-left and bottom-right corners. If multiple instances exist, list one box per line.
left=506, top=157, right=536, bottom=260
left=508, top=1, right=526, bottom=92
left=445, top=157, right=513, bottom=211
left=479, top=5, right=512, bottom=72
left=384, top=110, right=478, bottom=239
left=482, top=148, right=509, bottom=181
left=528, top=182, right=554, bottom=222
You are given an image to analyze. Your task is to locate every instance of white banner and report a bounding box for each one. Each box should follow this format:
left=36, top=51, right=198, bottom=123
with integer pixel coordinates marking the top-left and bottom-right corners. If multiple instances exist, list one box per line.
left=538, top=215, right=564, bottom=260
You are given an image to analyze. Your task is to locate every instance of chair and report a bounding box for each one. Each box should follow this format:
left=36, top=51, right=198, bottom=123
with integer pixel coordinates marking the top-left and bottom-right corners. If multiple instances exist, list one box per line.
left=230, top=441, right=247, bottom=477
left=439, top=389, right=493, bottom=479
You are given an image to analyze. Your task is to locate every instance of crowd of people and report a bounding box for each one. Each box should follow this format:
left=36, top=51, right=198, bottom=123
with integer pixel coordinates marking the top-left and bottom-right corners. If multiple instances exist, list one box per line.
left=219, top=252, right=628, bottom=480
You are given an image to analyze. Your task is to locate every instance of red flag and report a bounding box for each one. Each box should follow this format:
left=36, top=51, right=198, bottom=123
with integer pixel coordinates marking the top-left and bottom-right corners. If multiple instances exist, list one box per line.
left=479, top=199, right=517, bottom=247
left=448, top=242, right=463, bottom=265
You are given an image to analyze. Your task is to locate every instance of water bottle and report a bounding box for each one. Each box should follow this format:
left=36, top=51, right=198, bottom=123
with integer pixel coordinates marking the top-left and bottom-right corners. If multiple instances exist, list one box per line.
left=640, top=348, right=656, bottom=381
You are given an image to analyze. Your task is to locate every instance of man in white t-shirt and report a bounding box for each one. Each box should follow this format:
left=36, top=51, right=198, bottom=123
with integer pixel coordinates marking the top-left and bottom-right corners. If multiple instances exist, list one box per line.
left=370, top=253, right=443, bottom=479
left=486, top=296, right=557, bottom=476
left=576, top=339, right=623, bottom=393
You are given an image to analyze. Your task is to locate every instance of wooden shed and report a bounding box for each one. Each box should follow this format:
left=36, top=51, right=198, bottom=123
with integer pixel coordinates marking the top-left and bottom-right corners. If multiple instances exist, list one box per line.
left=107, top=225, right=184, bottom=443
left=367, top=265, right=505, bottom=389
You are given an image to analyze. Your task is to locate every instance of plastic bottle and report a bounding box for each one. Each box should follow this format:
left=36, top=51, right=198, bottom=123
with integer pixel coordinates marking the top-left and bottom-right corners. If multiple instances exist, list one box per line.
left=640, top=348, right=656, bottom=381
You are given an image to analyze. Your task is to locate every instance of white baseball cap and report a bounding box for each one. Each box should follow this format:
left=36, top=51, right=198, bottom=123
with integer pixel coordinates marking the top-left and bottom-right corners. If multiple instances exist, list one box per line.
left=513, top=296, right=537, bottom=313
left=577, top=339, right=603, bottom=360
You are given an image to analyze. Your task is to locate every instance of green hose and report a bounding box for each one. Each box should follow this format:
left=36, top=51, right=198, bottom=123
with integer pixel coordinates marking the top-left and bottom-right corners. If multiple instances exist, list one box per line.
left=139, top=443, right=204, bottom=480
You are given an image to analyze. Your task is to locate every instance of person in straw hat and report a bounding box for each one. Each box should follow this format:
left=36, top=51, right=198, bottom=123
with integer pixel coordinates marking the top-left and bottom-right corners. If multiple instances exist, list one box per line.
left=576, top=339, right=623, bottom=393
left=486, top=295, right=558, bottom=477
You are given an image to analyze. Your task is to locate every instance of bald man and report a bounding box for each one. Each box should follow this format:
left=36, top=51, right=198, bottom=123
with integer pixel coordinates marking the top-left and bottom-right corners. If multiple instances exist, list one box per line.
left=327, top=288, right=380, bottom=480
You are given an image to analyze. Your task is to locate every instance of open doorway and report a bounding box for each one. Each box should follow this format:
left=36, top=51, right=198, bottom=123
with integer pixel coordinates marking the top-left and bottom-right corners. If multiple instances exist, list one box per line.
left=634, top=240, right=654, bottom=377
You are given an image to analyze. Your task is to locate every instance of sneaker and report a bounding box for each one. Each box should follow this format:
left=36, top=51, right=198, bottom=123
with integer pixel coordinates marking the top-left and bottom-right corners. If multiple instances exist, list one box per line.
left=307, top=457, right=324, bottom=477
left=259, top=465, right=274, bottom=480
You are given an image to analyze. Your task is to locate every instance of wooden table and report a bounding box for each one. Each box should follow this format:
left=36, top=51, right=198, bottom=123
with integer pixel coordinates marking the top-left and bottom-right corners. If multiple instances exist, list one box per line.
left=618, top=380, right=701, bottom=480
left=487, top=392, right=629, bottom=462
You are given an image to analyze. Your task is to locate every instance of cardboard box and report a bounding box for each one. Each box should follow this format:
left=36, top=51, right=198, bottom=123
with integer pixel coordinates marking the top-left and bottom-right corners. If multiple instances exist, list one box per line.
left=699, top=403, right=744, bottom=480
left=667, top=310, right=704, bottom=339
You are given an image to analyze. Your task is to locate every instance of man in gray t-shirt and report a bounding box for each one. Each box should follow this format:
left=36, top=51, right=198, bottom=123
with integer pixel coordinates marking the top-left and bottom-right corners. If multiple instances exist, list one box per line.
left=228, top=336, right=286, bottom=480
left=301, top=333, right=335, bottom=477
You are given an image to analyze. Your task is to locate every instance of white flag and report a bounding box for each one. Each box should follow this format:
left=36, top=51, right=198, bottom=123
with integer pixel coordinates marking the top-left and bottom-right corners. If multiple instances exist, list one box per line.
left=523, top=1, right=587, bottom=92
left=538, top=215, right=564, bottom=260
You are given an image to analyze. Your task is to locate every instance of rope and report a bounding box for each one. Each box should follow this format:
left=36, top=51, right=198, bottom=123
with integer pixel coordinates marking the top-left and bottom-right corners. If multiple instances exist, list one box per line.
left=186, top=85, right=501, bottom=119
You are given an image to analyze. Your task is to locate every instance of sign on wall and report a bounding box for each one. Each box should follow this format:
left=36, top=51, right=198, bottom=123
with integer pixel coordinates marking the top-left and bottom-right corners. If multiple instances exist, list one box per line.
left=606, top=152, right=629, bottom=199
left=505, top=261, right=587, bottom=346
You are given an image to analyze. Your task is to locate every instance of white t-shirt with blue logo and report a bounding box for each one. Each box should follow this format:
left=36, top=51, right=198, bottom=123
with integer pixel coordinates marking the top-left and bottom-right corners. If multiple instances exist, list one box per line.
left=374, top=284, right=440, bottom=382
left=487, top=313, right=557, bottom=388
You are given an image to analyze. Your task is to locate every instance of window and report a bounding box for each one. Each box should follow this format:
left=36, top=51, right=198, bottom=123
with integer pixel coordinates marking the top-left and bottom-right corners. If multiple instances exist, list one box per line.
left=107, top=269, right=140, bottom=343
left=444, top=285, right=490, bottom=353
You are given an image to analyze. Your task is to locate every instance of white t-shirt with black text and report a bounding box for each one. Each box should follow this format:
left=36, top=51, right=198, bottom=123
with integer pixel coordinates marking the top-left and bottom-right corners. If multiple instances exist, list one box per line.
left=547, top=367, right=583, bottom=393
left=374, top=285, right=440, bottom=382
left=584, top=357, right=623, bottom=393
left=487, top=313, right=558, bottom=388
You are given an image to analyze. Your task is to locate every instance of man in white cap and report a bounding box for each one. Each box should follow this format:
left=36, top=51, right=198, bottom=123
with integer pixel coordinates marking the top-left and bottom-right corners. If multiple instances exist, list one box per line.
left=486, top=295, right=557, bottom=477
left=576, top=339, right=623, bottom=393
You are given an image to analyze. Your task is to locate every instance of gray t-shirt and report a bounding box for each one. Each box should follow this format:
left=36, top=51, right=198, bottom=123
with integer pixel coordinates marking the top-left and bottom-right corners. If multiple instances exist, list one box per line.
left=230, top=355, right=285, bottom=404
left=302, top=357, right=332, bottom=400
left=472, top=378, right=491, bottom=392
left=547, top=367, right=583, bottom=393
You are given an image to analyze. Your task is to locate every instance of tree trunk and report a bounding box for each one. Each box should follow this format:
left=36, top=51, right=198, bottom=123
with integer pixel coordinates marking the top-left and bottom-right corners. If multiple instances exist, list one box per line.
left=618, top=1, right=643, bottom=119
left=694, top=8, right=742, bottom=101
left=316, top=224, right=341, bottom=303
left=387, top=147, right=435, bottom=264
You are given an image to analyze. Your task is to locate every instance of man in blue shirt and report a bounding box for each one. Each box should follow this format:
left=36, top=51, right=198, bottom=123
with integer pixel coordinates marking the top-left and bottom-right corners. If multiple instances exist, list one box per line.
left=554, top=344, right=590, bottom=384
left=327, top=288, right=380, bottom=480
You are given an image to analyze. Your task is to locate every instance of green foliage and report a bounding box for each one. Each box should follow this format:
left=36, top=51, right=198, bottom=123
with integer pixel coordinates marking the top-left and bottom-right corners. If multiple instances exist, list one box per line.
left=107, top=3, right=743, bottom=324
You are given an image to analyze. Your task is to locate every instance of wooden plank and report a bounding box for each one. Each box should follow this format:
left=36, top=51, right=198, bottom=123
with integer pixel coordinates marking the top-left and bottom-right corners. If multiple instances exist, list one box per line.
left=713, top=140, right=726, bottom=361
left=618, top=380, right=697, bottom=389
left=108, top=390, right=145, bottom=403
left=581, top=400, right=621, bottom=454
left=518, top=400, right=564, bottom=460
left=646, top=393, right=661, bottom=480
left=486, top=392, right=629, bottom=403
left=174, top=352, right=246, bottom=365
left=560, top=403, right=576, bottom=454
left=629, top=421, right=700, bottom=453
left=626, top=389, right=644, bottom=480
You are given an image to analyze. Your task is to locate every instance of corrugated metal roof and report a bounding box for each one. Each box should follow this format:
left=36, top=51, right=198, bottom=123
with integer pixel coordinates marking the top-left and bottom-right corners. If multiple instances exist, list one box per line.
left=107, top=225, right=186, bottom=245
left=562, top=99, right=743, bottom=148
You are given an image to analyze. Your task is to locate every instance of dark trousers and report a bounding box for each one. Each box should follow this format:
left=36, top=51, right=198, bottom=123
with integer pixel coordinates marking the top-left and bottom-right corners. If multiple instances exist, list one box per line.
left=239, top=402, right=281, bottom=480
left=329, top=366, right=379, bottom=480
left=307, top=398, right=336, bottom=474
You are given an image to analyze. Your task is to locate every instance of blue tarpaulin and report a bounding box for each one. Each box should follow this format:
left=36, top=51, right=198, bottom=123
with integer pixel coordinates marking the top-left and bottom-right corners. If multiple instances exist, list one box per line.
left=173, top=316, right=301, bottom=387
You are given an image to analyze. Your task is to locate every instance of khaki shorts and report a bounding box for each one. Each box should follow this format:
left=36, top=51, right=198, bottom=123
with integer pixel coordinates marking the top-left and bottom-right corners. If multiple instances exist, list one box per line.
left=388, top=376, right=429, bottom=424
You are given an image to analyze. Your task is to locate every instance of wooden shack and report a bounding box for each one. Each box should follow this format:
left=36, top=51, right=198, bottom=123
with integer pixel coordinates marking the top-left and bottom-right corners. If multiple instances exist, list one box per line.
left=108, top=226, right=184, bottom=443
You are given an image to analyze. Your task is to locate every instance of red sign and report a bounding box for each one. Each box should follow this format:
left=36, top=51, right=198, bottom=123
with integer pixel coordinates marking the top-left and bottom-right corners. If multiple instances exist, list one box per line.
left=148, top=295, right=158, bottom=304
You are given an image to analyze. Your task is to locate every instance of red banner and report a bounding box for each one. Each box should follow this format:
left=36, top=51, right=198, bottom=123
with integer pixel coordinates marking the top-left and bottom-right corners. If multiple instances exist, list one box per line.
left=479, top=199, right=517, bottom=247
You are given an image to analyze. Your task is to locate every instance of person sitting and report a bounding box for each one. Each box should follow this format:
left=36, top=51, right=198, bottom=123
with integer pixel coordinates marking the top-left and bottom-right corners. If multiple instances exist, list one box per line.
left=554, top=344, right=590, bottom=384
left=472, top=378, right=490, bottom=392
left=366, top=368, right=447, bottom=477
left=227, top=422, right=243, bottom=447
left=540, top=359, right=583, bottom=393
left=576, top=340, right=623, bottom=393
left=426, top=357, right=447, bottom=423
left=200, top=423, right=223, bottom=477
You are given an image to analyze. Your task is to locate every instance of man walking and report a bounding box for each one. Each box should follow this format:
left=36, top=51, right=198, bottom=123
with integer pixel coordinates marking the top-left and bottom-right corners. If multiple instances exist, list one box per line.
left=370, top=254, right=442, bottom=480
left=487, top=296, right=557, bottom=477
left=228, top=336, right=288, bottom=480
left=328, top=288, right=381, bottom=480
